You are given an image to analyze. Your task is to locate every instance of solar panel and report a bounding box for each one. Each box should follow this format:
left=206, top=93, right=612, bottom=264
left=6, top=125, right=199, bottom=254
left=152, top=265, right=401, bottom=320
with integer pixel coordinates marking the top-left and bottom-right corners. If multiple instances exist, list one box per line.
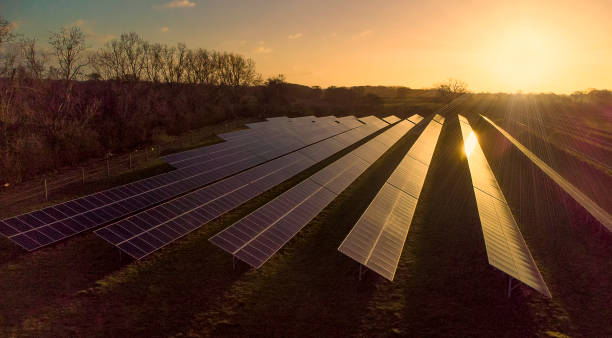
left=481, top=115, right=612, bottom=232
left=94, top=118, right=387, bottom=259
left=0, top=117, right=362, bottom=252
left=458, top=115, right=551, bottom=298
left=164, top=116, right=361, bottom=167
left=408, top=115, right=424, bottom=125
left=210, top=118, right=421, bottom=268
left=382, top=115, right=401, bottom=124
left=338, top=117, right=444, bottom=281
left=433, top=114, right=445, bottom=124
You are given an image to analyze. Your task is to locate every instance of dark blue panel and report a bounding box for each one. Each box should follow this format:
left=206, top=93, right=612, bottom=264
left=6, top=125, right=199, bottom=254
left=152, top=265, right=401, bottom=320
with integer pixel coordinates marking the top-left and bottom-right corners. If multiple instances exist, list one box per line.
left=17, top=214, right=45, bottom=228
left=77, top=198, right=98, bottom=209
left=38, top=226, right=64, bottom=241
left=11, top=233, right=39, bottom=250
left=64, top=200, right=88, bottom=213
left=137, top=213, right=158, bottom=228
left=96, top=227, right=122, bottom=245
left=26, top=230, right=53, bottom=246
left=148, top=227, right=171, bottom=243
left=0, top=220, right=18, bottom=237
left=93, top=193, right=114, bottom=204
left=53, top=203, right=79, bottom=217
left=118, top=241, right=146, bottom=259
left=107, top=224, right=133, bottom=241
left=129, top=217, right=151, bottom=232
left=51, top=221, right=76, bottom=236
left=61, top=218, right=86, bottom=233
left=31, top=210, right=56, bottom=223
left=98, top=205, right=122, bottom=219
left=157, top=224, right=180, bottom=239
left=72, top=214, right=96, bottom=229
left=5, top=217, right=32, bottom=232
left=138, top=232, right=164, bottom=248
left=85, top=195, right=106, bottom=207
left=44, top=207, right=68, bottom=220
left=130, top=237, right=155, bottom=253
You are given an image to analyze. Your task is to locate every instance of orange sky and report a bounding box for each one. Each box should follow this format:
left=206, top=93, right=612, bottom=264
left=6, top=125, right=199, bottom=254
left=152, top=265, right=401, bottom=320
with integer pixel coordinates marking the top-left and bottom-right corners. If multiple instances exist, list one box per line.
left=4, top=0, right=612, bottom=93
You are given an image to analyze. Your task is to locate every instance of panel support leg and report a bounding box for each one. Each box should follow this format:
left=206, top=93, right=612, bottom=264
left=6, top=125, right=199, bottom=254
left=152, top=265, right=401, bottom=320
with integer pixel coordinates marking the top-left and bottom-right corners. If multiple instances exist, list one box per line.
left=507, top=275, right=520, bottom=298
left=359, top=264, right=366, bottom=281
left=233, top=255, right=236, bottom=271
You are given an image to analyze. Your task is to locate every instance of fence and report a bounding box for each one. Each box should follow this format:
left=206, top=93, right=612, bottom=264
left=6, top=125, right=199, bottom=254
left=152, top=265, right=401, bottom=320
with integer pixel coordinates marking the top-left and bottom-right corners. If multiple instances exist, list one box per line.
left=0, top=118, right=259, bottom=210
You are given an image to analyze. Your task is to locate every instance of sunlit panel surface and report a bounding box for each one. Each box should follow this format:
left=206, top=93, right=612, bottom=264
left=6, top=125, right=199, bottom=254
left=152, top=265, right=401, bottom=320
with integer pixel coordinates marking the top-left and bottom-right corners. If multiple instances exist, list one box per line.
left=210, top=116, right=422, bottom=268
left=458, top=115, right=551, bottom=298
left=338, top=115, right=444, bottom=281
left=481, top=115, right=612, bottom=232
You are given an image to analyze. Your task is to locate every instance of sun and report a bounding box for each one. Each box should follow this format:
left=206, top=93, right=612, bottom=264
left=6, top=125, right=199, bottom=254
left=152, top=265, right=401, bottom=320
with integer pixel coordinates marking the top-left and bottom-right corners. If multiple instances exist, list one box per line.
left=484, top=25, right=563, bottom=92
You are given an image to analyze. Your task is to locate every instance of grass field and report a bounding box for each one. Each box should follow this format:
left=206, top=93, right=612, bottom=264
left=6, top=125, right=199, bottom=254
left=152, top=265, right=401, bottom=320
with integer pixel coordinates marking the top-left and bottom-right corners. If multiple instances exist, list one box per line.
left=0, top=99, right=610, bottom=337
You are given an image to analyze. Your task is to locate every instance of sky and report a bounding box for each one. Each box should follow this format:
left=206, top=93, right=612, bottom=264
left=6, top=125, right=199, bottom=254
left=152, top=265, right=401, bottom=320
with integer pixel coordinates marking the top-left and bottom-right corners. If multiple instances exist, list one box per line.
left=2, top=0, right=612, bottom=93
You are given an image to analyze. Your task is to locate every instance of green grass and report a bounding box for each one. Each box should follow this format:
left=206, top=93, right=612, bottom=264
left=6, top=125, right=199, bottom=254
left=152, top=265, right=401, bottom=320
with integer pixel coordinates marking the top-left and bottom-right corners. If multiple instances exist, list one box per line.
left=0, top=108, right=610, bottom=337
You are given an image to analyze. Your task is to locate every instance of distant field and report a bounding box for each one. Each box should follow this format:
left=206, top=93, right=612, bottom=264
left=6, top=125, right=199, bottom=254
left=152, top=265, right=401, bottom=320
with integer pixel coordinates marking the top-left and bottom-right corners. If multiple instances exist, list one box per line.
left=0, top=95, right=610, bottom=337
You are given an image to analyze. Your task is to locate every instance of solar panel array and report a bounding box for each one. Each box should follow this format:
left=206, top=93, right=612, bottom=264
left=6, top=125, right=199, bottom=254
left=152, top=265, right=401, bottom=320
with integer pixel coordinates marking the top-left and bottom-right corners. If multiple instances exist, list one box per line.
left=0, top=116, right=365, bottom=251
left=163, top=116, right=362, bottom=169
left=94, top=116, right=389, bottom=259
left=209, top=116, right=423, bottom=269
left=338, top=115, right=445, bottom=281
left=458, top=115, right=551, bottom=298
left=481, top=115, right=612, bottom=232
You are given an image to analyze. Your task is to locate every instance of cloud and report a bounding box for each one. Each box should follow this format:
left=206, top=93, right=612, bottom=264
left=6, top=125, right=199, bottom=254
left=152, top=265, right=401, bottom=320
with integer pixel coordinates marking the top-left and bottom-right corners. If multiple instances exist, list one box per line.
left=353, top=29, right=373, bottom=39
left=288, top=33, right=303, bottom=40
left=154, top=0, right=196, bottom=9
left=161, top=26, right=169, bottom=33
left=254, top=45, right=272, bottom=54
left=253, top=41, right=272, bottom=54
left=69, top=19, right=114, bottom=44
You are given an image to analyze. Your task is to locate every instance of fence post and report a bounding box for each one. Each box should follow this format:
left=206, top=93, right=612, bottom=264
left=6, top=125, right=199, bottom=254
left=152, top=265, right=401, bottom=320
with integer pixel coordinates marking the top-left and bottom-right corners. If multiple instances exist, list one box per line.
left=82, top=167, right=85, bottom=184
left=44, top=177, right=48, bottom=201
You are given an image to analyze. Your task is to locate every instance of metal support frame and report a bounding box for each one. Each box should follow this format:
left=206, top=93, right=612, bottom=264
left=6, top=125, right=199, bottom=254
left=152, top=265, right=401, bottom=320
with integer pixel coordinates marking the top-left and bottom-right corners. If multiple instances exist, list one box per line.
left=358, top=264, right=366, bottom=281
left=233, top=255, right=237, bottom=271
left=507, top=275, right=520, bottom=298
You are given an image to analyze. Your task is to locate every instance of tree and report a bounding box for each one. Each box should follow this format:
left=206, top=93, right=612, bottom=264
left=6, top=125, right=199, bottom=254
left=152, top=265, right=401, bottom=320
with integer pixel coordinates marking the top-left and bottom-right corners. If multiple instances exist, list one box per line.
left=48, top=26, right=89, bottom=81
left=20, top=37, right=47, bottom=79
left=0, top=17, right=14, bottom=46
left=437, top=78, right=468, bottom=97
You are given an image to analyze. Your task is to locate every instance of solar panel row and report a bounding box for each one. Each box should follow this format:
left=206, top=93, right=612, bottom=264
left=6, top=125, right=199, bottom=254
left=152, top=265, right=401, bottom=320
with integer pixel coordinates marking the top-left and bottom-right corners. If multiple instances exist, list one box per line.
left=0, top=116, right=365, bottom=251
left=458, top=115, right=551, bottom=298
left=481, top=115, right=612, bottom=232
left=210, top=116, right=423, bottom=269
left=162, top=116, right=365, bottom=169
left=338, top=115, right=445, bottom=281
left=94, top=117, right=388, bottom=259
left=165, top=116, right=359, bottom=169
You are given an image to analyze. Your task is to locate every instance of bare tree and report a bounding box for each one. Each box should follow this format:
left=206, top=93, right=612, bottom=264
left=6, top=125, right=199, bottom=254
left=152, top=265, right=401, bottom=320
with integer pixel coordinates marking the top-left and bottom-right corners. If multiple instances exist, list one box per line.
left=0, top=17, right=15, bottom=46
left=185, top=48, right=218, bottom=85
left=437, top=78, right=468, bottom=97
left=20, top=37, right=47, bottom=79
left=48, top=26, right=89, bottom=81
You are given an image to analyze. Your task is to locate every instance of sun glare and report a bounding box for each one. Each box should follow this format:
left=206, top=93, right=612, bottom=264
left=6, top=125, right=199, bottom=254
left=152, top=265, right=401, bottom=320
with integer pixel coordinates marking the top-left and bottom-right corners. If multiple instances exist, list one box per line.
left=464, top=131, right=478, bottom=158
left=483, top=26, right=564, bottom=92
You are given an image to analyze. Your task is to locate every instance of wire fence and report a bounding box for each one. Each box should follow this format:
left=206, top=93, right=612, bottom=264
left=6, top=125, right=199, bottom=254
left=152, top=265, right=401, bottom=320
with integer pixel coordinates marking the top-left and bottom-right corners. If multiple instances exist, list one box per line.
left=0, top=118, right=259, bottom=209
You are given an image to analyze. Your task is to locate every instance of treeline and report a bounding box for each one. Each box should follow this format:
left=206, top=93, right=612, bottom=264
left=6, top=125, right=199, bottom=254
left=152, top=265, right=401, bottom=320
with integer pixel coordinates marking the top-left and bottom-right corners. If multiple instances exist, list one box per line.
left=0, top=18, right=408, bottom=183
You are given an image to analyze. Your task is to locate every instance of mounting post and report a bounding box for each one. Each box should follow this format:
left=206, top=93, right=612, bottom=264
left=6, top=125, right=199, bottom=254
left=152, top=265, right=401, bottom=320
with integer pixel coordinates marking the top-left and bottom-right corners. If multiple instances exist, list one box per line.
left=507, top=275, right=520, bottom=298
left=44, top=178, right=48, bottom=201
left=81, top=167, right=85, bottom=184
left=359, top=264, right=365, bottom=281
left=232, top=256, right=236, bottom=271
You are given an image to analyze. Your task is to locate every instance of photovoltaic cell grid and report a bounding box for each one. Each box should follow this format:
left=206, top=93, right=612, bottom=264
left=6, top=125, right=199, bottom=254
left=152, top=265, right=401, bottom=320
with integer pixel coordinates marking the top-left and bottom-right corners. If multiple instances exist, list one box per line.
left=338, top=115, right=445, bottom=281
left=94, top=117, right=387, bottom=259
left=210, top=117, right=421, bottom=269
left=382, top=115, right=400, bottom=124
left=162, top=116, right=362, bottom=168
left=458, top=114, right=551, bottom=298
left=0, top=116, right=362, bottom=251
left=481, top=115, right=611, bottom=232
